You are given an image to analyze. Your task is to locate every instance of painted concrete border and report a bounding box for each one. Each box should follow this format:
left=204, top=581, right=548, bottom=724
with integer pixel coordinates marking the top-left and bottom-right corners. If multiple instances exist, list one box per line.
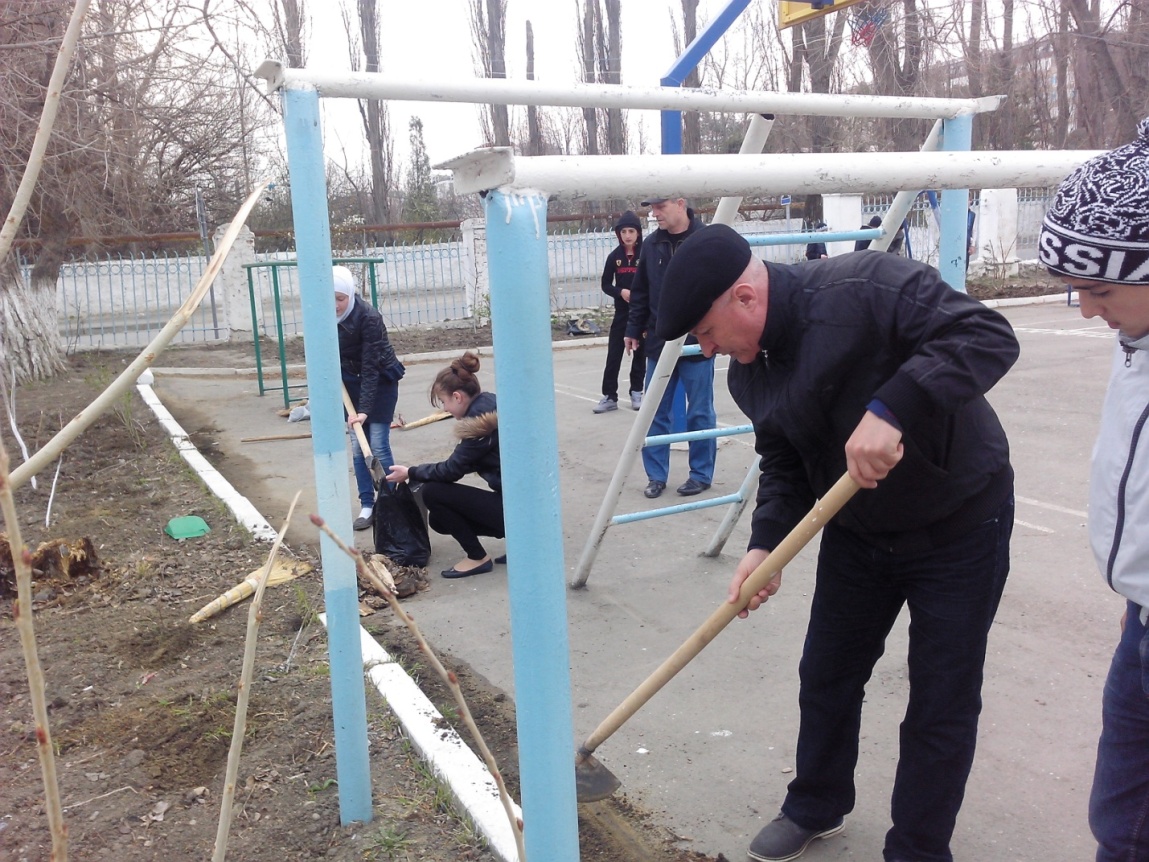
left=135, top=378, right=520, bottom=860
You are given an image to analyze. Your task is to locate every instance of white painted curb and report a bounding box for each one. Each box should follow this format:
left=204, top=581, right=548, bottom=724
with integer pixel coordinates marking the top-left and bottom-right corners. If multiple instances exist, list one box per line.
left=321, top=614, right=523, bottom=862
left=135, top=383, right=279, bottom=542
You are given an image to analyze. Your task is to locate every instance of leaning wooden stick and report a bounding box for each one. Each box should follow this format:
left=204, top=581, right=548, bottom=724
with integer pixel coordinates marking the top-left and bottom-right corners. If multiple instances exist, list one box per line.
left=8, top=179, right=269, bottom=492
left=399, top=410, right=451, bottom=431
left=0, top=436, right=68, bottom=861
left=189, top=559, right=311, bottom=624
left=211, top=491, right=300, bottom=862
left=311, top=514, right=526, bottom=861
left=240, top=432, right=312, bottom=444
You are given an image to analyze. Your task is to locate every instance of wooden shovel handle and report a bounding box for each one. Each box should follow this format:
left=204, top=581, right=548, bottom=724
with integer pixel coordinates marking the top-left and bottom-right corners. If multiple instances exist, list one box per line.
left=581, top=472, right=860, bottom=754
left=341, top=385, right=372, bottom=456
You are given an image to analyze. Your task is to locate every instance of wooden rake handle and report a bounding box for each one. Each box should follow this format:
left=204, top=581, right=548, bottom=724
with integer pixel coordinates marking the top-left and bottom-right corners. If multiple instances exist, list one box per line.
left=581, top=472, right=860, bottom=755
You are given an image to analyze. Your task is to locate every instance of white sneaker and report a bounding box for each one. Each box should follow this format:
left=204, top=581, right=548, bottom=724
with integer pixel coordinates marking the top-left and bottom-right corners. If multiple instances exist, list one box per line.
left=593, top=396, right=618, bottom=414
left=630, top=390, right=643, bottom=411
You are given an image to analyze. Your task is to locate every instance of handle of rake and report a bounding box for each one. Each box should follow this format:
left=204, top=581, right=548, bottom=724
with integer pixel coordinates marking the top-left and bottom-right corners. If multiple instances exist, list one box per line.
left=580, top=473, right=859, bottom=756
left=341, top=384, right=386, bottom=488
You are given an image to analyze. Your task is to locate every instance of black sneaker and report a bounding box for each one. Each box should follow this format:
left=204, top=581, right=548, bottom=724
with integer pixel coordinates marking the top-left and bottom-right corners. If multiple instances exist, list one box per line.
left=747, top=812, right=844, bottom=862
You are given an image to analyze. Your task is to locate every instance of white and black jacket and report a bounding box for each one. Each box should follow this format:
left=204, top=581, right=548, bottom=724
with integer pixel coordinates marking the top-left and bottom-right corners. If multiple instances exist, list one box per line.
left=1089, top=334, right=1149, bottom=616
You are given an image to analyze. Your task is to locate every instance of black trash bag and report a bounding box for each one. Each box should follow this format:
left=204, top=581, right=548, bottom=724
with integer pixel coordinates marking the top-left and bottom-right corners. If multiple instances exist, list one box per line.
left=566, top=317, right=601, bottom=336
left=372, top=482, right=431, bottom=568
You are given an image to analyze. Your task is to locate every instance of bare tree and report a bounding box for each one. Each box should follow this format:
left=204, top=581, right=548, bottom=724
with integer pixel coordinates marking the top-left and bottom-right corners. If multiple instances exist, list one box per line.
left=470, top=0, right=510, bottom=147
left=273, top=0, right=306, bottom=67
left=525, top=20, right=543, bottom=156
left=602, top=0, right=626, bottom=155
left=344, top=0, right=396, bottom=227
left=865, top=0, right=925, bottom=150
left=577, top=0, right=601, bottom=154
left=1065, top=0, right=1139, bottom=146
left=0, top=0, right=266, bottom=382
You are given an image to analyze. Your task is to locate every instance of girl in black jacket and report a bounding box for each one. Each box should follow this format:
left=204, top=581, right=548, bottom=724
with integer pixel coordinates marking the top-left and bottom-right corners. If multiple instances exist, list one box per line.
left=593, top=210, right=646, bottom=413
left=386, top=352, right=504, bottom=579
left=334, top=266, right=405, bottom=530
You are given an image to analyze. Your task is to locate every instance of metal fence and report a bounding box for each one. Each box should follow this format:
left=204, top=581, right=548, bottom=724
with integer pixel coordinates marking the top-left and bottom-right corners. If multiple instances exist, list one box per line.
left=36, top=190, right=1056, bottom=352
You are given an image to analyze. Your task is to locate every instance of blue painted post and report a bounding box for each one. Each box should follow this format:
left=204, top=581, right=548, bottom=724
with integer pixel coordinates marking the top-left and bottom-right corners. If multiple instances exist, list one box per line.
left=939, top=114, right=973, bottom=292
left=483, top=189, right=580, bottom=861
left=282, top=86, right=373, bottom=824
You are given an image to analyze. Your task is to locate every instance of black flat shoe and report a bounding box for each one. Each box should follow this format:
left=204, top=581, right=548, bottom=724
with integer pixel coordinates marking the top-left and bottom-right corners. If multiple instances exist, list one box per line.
left=494, top=554, right=507, bottom=565
left=440, top=560, right=494, bottom=579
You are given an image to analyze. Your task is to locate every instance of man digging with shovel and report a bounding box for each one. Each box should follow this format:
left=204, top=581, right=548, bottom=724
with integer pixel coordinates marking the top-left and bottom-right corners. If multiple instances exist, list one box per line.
left=656, top=225, right=1019, bottom=862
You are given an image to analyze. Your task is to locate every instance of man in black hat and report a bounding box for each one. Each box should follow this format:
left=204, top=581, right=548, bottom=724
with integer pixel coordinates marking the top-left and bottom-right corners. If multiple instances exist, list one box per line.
left=623, top=195, right=717, bottom=499
left=658, top=224, right=1020, bottom=862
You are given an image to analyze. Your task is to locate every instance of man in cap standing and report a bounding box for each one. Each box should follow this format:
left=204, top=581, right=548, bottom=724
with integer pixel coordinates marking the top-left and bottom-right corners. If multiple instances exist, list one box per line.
left=657, top=224, right=1019, bottom=862
left=624, top=196, right=716, bottom=499
left=1038, top=117, right=1149, bottom=862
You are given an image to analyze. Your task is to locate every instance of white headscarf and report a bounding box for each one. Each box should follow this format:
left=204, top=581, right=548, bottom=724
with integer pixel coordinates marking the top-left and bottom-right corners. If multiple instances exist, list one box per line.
left=333, top=266, right=356, bottom=324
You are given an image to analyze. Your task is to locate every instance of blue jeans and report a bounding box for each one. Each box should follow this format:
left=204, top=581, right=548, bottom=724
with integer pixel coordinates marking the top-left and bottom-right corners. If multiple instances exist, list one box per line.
left=350, top=383, right=398, bottom=508
left=642, top=356, right=716, bottom=485
left=1090, top=601, right=1149, bottom=862
left=781, top=497, right=1013, bottom=862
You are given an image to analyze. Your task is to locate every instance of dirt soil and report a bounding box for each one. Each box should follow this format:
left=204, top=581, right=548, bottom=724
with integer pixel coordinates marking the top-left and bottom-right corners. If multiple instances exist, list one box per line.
left=0, top=273, right=1056, bottom=862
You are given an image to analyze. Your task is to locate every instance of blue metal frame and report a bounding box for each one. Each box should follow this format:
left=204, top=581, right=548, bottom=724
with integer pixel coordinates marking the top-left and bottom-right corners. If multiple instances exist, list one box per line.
left=483, top=189, right=580, bottom=860
left=281, top=86, right=373, bottom=825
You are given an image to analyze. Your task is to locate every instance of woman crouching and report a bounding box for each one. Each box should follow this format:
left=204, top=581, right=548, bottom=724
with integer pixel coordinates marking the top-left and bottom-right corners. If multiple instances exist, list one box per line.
left=386, top=352, right=504, bottom=579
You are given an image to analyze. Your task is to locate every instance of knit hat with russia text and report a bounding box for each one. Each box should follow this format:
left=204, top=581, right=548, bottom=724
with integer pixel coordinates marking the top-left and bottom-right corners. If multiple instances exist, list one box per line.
left=1039, top=118, right=1149, bottom=284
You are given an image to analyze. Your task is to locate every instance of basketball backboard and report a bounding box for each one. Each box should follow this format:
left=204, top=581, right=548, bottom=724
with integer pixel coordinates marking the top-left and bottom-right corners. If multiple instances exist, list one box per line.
left=779, top=0, right=866, bottom=29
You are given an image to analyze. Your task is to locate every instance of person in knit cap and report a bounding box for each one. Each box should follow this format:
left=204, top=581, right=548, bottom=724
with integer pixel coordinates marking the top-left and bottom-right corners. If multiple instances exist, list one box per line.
left=593, top=210, right=646, bottom=413
left=655, top=224, right=1020, bottom=862
left=1039, top=117, right=1149, bottom=862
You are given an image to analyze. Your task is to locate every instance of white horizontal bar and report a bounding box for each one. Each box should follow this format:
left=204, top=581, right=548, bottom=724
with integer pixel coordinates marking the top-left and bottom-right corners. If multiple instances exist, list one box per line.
left=254, top=60, right=1001, bottom=120
left=437, top=148, right=1103, bottom=201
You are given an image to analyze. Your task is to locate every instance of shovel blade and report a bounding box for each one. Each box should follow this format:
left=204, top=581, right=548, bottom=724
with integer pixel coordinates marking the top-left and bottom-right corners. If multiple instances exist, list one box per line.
left=574, top=751, right=621, bottom=803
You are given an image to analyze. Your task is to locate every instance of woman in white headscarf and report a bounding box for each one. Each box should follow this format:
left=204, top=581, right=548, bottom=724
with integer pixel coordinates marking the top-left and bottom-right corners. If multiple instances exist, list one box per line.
left=333, top=265, right=405, bottom=530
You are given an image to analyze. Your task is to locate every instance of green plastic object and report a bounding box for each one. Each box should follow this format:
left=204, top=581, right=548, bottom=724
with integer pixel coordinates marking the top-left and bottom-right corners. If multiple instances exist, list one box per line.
left=164, top=515, right=211, bottom=540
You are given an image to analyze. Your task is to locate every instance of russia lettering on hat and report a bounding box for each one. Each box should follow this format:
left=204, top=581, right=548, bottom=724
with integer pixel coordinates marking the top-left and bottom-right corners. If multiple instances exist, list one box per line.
left=1039, top=117, right=1149, bottom=285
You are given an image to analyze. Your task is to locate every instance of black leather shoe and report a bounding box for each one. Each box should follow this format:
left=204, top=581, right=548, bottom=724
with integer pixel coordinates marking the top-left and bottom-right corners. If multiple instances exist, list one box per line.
left=440, top=560, right=494, bottom=579
left=494, top=554, right=507, bottom=565
left=644, top=480, right=666, bottom=499
left=676, top=478, right=711, bottom=496
left=747, top=812, right=844, bottom=861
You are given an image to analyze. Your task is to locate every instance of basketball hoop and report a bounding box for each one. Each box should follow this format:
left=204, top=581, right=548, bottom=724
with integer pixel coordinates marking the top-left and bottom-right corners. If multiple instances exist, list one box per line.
left=849, top=2, right=890, bottom=47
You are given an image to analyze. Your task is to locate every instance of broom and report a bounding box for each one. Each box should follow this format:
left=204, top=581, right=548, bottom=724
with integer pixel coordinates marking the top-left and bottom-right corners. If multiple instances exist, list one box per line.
left=189, top=559, right=311, bottom=624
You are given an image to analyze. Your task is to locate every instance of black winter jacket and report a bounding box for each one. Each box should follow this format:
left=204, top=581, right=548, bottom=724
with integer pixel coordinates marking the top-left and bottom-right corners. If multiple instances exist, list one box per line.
left=601, top=210, right=643, bottom=311
left=407, top=392, right=501, bottom=492
left=733, top=252, right=1018, bottom=554
left=625, top=210, right=706, bottom=360
left=337, top=297, right=404, bottom=421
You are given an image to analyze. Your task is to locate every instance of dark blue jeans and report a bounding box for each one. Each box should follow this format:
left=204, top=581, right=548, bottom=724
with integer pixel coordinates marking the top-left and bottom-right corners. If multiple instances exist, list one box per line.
left=346, top=379, right=398, bottom=508
left=1090, top=601, right=1149, bottom=862
left=781, top=497, right=1013, bottom=862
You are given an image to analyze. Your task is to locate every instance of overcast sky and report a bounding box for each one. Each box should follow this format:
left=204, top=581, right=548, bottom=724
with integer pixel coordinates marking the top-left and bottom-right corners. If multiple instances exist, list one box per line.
left=295, top=0, right=746, bottom=170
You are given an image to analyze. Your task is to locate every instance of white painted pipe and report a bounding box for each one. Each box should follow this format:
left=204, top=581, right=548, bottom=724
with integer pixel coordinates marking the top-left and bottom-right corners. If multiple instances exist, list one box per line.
left=438, top=148, right=1103, bottom=201
left=254, top=60, right=1002, bottom=120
